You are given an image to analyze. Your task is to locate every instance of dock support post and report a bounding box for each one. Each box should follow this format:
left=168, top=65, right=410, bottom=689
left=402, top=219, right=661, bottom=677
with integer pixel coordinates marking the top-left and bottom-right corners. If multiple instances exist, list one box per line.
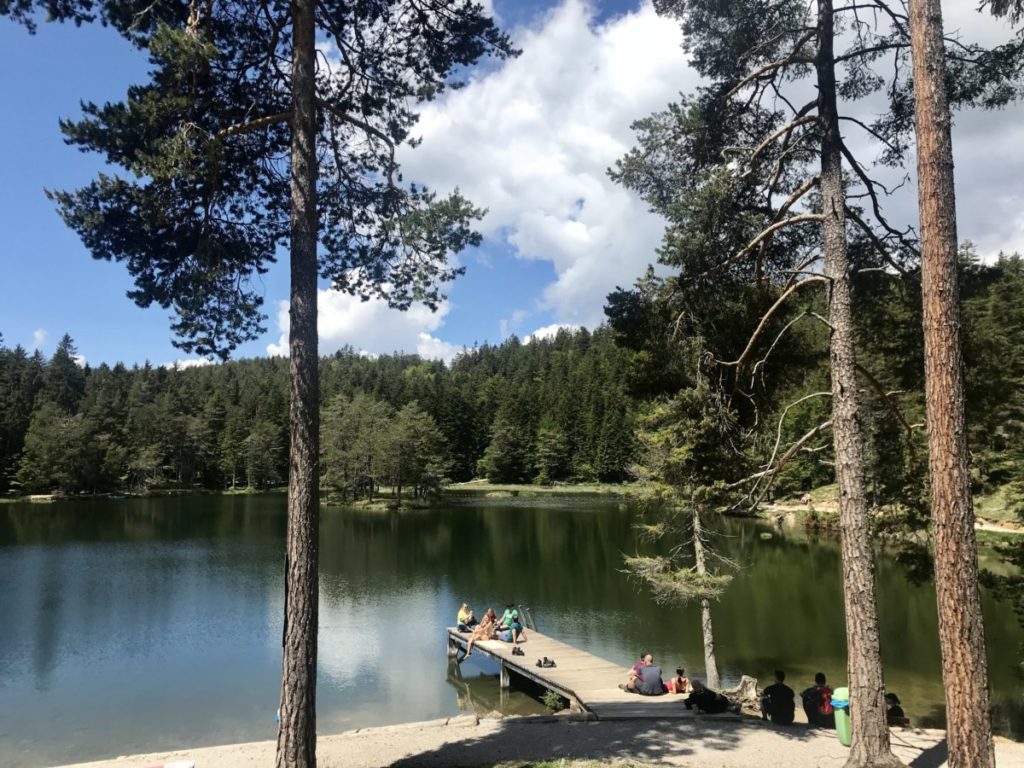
left=499, top=661, right=509, bottom=689
left=447, top=634, right=460, bottom=658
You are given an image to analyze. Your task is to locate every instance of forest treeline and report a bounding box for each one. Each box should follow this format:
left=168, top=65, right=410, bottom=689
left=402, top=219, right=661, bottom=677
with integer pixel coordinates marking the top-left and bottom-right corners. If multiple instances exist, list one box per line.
left=0, top=324, right=633, bottom=496
left=1, top=249, right=1022, bottom=505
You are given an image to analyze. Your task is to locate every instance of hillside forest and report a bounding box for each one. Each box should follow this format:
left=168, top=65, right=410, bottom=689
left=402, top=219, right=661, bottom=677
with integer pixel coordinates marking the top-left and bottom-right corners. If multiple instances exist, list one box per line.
left=2, top=248, right=1022, bottom=519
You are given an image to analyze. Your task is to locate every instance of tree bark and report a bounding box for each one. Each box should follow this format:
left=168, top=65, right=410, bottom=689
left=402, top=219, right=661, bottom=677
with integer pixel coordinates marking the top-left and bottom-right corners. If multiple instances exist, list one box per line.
left=908, top=2, right=996, bottom=765
left=816, top=2, right=900, bottom=765
left=692, top=505, right=720, bottom=690
left=276, top=0, right=320, bottom=765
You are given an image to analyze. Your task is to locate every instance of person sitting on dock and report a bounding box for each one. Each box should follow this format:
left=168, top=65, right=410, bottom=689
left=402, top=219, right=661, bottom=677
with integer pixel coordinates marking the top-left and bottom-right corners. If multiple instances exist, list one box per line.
left=801, top=672, right=835, bottom=728
left=620, top=654, right=666, bottom=695
left=462, top=608, right=497, bottom=659
left=760, top=670, right=795, bottom=725
left=457, top=603, right=478, bottom=632
left=498, top=603, right=526, bottom=646
left=666, top=666, right=690, bottom=694
left=621, top=651, right=650, bottom=691
left=684, top=679, right=732, bottom=713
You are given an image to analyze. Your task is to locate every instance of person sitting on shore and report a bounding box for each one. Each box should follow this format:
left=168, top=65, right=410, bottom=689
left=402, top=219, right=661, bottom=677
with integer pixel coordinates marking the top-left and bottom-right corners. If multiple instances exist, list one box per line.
left=760, top=670, right=795, bottom=725
left=456, top=603, right=478, bottom=632
left=801, top=672, right=835, bottom=728
left=619, top=654, right=666, bottom=695
left=462, top=608, right=497, bottom=658
left=885, top=693, right=906, bottom=725
left=684, top=679, right=732, bottom=714
left=666, top=666, right=690, bottom=694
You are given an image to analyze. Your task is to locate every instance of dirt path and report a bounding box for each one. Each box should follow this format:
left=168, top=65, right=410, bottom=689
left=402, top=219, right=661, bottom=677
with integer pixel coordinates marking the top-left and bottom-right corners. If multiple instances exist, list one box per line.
left=59, top=714, right=1024, bottom=768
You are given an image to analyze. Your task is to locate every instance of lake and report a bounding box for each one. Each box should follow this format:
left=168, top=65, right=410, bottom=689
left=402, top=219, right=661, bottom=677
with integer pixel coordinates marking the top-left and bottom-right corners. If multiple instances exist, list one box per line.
left=1, top=493, right=1021, bottom=766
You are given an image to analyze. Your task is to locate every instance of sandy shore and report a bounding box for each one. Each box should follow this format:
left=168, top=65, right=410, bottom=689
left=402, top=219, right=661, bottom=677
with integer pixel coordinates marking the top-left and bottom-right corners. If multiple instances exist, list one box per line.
left=58, top=714, right=1024, bottom=768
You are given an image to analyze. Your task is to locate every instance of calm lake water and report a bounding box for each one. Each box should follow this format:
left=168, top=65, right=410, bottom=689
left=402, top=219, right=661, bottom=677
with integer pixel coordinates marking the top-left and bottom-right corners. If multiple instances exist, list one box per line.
left=1, top=494, right=1022, bottom=766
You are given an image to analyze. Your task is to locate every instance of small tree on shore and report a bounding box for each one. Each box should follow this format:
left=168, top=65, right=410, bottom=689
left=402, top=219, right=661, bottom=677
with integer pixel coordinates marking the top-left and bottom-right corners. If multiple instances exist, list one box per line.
left=625, top=381, right=739, bottom=690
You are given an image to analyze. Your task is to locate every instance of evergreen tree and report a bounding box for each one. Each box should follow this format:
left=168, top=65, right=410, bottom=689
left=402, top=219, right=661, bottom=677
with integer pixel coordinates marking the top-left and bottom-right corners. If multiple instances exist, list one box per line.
left=477, top=412, right=530, bottom=484
left=386, top=402, right=449, bottom=502
left=17, top=400, right=101, bottom=493
left=534, top=417, right=569, bottom=485
left=626, top=381, right=741, bottom=690
left=43, top=334, right=85, bottom=413
left=0, top=340, right=44, bottom=491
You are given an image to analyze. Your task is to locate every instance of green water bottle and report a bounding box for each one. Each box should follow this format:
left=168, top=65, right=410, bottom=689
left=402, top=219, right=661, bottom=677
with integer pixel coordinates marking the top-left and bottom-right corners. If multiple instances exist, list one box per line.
left=832, top=686, right=851, bottom=747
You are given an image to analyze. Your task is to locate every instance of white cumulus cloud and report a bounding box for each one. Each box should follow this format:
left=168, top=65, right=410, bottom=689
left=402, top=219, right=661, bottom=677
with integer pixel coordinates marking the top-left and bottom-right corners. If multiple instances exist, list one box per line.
left=400, top=0, right=696, bottom=329
left=161, top=358, right=216, bottom=370
left=267, top=290, right=463, bottom=363
left=32, top=328, right=47, bottom=350
left=526, top=322, right=581, bottom=342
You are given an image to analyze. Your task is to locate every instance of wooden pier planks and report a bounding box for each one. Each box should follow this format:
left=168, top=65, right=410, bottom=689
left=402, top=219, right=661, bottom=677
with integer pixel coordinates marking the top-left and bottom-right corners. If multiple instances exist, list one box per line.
left=446, top=628, right=733, bottom=721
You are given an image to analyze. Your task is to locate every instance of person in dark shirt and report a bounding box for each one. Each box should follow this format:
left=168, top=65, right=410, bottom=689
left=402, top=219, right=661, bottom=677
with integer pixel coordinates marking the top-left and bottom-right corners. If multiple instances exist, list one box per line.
left=801, top=672, right=835, bottom=728
left=885, top=693, right=906, bottom=724
left=684, top=679, right=731, bottom=714
left=760, top=670, right=795, bottom=725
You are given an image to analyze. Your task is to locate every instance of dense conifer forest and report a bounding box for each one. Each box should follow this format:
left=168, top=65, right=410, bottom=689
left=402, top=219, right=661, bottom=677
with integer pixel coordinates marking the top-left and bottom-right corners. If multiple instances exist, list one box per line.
left=2, top=252, right=1022, bottom=509
left=0, top=325, right=634, bottom=496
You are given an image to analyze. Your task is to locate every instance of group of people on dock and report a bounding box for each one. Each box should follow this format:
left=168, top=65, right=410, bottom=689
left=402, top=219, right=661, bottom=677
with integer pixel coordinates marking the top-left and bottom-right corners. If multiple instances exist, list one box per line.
left=456, top=603, right=526, bottom=658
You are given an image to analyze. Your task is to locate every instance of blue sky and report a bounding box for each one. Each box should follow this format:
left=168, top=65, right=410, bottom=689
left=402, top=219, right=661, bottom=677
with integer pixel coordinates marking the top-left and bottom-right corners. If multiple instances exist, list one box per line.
left=2, top=1, right=1022, bottom=367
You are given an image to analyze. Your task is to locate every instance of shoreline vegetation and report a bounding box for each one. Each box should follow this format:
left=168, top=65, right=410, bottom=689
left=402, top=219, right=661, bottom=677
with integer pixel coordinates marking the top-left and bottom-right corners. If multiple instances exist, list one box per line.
left=6, top=481, right=1022, bottom=538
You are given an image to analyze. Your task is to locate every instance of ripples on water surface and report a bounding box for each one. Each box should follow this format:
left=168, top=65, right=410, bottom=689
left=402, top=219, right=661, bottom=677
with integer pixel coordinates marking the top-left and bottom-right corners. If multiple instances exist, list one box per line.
left=0, top=493, right=1021, bottom=766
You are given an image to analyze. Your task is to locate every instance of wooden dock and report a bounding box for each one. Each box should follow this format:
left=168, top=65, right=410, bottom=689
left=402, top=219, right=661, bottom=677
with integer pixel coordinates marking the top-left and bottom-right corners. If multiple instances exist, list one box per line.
left=446, top=628, right=731, bottom=720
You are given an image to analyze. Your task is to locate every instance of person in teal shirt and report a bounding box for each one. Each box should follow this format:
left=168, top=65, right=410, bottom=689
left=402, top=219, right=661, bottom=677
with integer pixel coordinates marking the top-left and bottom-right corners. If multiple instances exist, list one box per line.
left=499, top=603, right=525, bottom=646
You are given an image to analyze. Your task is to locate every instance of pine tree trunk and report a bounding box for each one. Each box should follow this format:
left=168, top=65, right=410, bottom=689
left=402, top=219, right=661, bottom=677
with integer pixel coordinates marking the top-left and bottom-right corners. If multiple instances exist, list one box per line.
left=816, top=2, right=900, bottom=765
left=908, top=2, right=995, bottom=765
left=691, top=506, right=720, bottom=690
left=276, top=0, right=320, bottom=765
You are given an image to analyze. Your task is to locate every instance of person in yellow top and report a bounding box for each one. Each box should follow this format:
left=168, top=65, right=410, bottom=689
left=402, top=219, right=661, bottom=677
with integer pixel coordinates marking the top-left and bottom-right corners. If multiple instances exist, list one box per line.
left=457, top=603, right=478, bottom=632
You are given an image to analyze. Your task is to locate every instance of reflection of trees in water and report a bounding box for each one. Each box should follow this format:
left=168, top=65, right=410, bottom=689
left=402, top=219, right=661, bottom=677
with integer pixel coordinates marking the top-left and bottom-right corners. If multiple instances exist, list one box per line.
left=5, top=495, right=1023, bottom=736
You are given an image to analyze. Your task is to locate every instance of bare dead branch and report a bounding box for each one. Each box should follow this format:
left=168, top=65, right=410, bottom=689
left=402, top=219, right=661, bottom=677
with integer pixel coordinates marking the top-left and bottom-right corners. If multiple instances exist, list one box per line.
left=839, top=140, right=921, bottom=260
left=698, top=213, right=822, bottom=280
left=746, top=417, right=833, bottom=508
left=855, top=362, right=916, bottom=435
left=716, top=277, right=826, bottom=370
left=749, top=309, right=810, bottom=388
left=215, top=111, right=292, bottom=140
left=845, top=207, right=915, bottom=279
left=775, top=175, right=819, bottom=220
left=742, top=115, right=818, bottom=170
left=833, top=41, right=908, bottom=64
left=810, top=312, right=833, bottom=330
left=729, top=48, right=815, bottom=96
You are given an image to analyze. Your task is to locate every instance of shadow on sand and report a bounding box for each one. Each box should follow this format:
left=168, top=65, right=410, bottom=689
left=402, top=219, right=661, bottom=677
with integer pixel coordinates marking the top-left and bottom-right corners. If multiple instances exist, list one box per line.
left=394, top=666, right=825, bottom=768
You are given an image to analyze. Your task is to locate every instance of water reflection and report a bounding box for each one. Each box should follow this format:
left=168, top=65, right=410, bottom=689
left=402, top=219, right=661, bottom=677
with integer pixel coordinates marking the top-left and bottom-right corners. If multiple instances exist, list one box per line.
left=0, top=495, right=1021, bottom=768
